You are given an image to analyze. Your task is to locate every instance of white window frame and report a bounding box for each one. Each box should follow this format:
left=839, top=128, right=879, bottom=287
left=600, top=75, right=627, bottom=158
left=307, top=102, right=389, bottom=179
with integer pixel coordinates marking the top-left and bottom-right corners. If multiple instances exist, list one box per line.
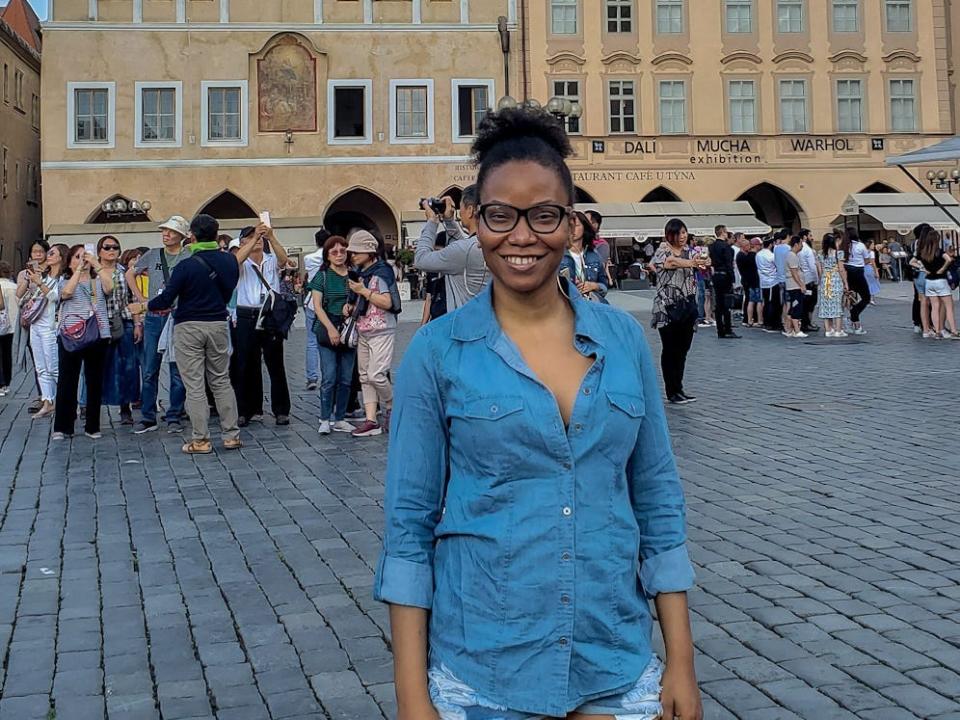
left=885, top=0, right=911, bottom=32
left=451, top=78, right=495, bottom=144
left=67, top=81, right=116, bottom=150
left=388, top=79, right=434, bottom=145
left=832, top=0, right=858, bottom=32
left=889, top=78, right=916, bottom=132
left=552, top=79, right=582, bottom=134
left=658, top=80, right=687, bottom=135
left=728, top=79, right=756, bottom=134
left=777, top=0, right=803, bottom=33
left=551, top=0, right=578, bottom=34
left=835, top=78, right=863, bottom=133
left=778, top=79, right=808, bottom=134
left=327, top=79, right=373, bottom=146
left=606, top=0, right=633, bottom=33
left=608, top=79, right=637, bottom=135
left=725, top=0, right=752, bottom=33
left=134, top=81, right=183, bottom=149
left=656, top=0, right=683, bottom=33
left=200, top=80, right=248, bottom=148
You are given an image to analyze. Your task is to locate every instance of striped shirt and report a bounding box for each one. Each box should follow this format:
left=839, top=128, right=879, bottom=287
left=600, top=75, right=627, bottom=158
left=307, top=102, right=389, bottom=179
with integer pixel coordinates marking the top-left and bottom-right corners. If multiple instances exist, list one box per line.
left=58, top=277, right=110, bottom=339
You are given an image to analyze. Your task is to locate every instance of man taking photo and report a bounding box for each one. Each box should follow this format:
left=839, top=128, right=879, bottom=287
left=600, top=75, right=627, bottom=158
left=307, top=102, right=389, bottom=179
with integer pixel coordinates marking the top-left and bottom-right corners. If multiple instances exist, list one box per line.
left=414, top=185, right=489, bottom=312
left=708, top=225, right=740, bottom=339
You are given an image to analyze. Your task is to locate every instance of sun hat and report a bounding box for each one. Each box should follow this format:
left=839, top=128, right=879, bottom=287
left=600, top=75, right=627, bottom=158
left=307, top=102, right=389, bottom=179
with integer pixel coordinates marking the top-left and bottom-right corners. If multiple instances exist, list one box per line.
left=346, top=230, right=379, bottom=255
left=158, top=216, right=190, bottom=238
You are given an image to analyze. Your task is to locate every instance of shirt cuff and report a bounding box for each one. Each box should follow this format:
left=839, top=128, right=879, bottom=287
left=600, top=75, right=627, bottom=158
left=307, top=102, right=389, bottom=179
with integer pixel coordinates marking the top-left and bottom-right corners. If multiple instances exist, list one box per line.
left=639, top=544, right=696, bottom=599
left=373, top=554, right=434, bottom=609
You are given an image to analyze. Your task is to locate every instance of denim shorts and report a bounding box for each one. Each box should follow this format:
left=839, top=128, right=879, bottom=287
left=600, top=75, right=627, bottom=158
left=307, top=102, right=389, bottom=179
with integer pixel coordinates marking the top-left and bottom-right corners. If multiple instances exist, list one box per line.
left=748, top=287, right=762, bottom=303
left=914, top=271, right=927, bottom=296
left=925, top=278, right=953, bottom=298
left=429, top=656, right=663, bottom=720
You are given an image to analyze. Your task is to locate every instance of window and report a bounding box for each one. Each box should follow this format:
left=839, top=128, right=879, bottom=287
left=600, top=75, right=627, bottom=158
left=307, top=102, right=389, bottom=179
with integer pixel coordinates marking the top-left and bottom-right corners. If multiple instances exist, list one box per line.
left=389, top=80, right=434, bottom=144
left=832, top=0, right=858, bottom=32
left=551, top=0, right=577, bottom=34
left=1, top=147, right=7, bottom=199
left=2, top=65, right=7, bottom=104
left=26, top=164, right=37, bottom=204
left=779, top=79, right=807, bottom=133
left=608, top=80, right=636, bottom=134
left=15, top=162, right=20, bottom=193
left=886, top=1, right=911, bottom=32
left=452, top=79, right=494, bottom=142
left=201, top=81, right=248, bottom=147
left=606, top=0, right=632, bottom=33
left=136, top=82, right=182, bottom=147
left=31, top=94, right=39, bottom=130
left=656, top=0, right=683, bottom=33
left=553, top=80, right=581, bottom=134
left=890, top=78, right=916, bottom=132
left=777, top=0, right=803, bottom=33
left=659, top=80, right=687, bottom=134
left=725, top=0, right=752, bottom=33
left=836, top=79, right=863, bottom=133
left=326, top=80, right=372, bottom=145
left=13, top=69, right=24, bottom=110
left=67, top=82, right=116, bottom=148
left=728, top=80, right=756, bottom=134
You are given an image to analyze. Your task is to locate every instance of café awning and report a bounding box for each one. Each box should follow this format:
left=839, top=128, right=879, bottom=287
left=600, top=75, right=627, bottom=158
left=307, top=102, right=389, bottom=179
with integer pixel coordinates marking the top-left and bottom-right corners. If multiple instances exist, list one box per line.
left=885, top=136, right=960, bottom=166
left=575, top=201, right=771, bottom=241
left=831, top=192, right=960, bottom=233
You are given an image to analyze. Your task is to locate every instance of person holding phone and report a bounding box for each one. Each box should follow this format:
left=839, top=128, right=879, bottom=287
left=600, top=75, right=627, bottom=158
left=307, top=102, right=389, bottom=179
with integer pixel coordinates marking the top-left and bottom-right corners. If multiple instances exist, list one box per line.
left=19, top=242, right=67, bottom=418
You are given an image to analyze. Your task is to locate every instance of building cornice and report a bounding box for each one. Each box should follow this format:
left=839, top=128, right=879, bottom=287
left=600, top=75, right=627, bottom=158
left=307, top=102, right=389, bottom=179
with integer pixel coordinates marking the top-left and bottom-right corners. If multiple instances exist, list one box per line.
left=42, top=155, right=473, bottom=171
left=600, top=52, right=642, bottom=66
left=720, top=51, right=762, bottom=66
left=546, top=52, right=587, bottom=67
left=41, top=21, right=511, bottom=33
left=651, top=52, right=693, bottom=67
left=828, top=50, right=869, bottom=64
left=772, top=51, right=815, bottom=65
left=882, top=50, right=922, bottom=64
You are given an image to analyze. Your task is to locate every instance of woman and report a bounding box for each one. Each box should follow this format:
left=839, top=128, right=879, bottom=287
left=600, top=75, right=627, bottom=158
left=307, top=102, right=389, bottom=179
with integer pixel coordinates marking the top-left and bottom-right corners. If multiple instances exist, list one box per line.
left=98, top=237, right=141, bottom=424
left=863, top=238, right=882, bottom=301
left=558, top=211, right=608, bottom=302
left=375, top=107, right=700, bottom=720
left=0, top=262, right=19, bottom=395
left=121, top=247, right=147, bottom=385
left=818, top=234, right=849, bottom=338
left=19, top=243, right=67, bottom=418
left=691, top=238, right=714, bottom=327
left=652, top=219, right=708, bottom=405
left=52, top=245, right=113, bottom=440
left=344, top=230, right=399, bottom=438
left=308, top=235, right=357, bottom=435
left=918, top=230, right=959, bottom=339
left=840, top=228, right=875, bottom=335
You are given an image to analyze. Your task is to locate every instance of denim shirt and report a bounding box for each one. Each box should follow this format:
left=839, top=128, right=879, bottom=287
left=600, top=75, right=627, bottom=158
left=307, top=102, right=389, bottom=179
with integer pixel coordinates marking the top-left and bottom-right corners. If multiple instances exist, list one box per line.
left=559, top=248, right=608, bottom=298
left=373, top=282, right=695, bottom=717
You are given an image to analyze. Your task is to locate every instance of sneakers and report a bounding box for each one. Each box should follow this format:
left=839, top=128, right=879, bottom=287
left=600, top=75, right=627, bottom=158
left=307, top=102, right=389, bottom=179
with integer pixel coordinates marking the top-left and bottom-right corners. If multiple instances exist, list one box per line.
left=85, top=431, right=102, bottom=440
left=351, top=420, right=383, bottom=437
left=167, top=422, right=184, bottom=434
left=345, top=409, right=365, bottom=420
left=826, top=330, right=837, bottom=338
left=51, top=432, right=69, bottom=441
left=134, top=421, right=158, bottom=434
left=719, top=332, right=741, bottom=339
left=318, top=420, right=331, bottom=435
left=668, top=394, right=693, bottom=405
left=794, top=332, right=809, bottom=338
left=276, top=415, right=290, bottom=426
left=782, top=331, right=795, bottom=338
left=250, top=414, right=264, bottom=423
left=923, top=331, right=937, bottom=339
left=332, top=420, right=355, bottom=433
left=761, top=327, right=780, bottom=334
left=835, top=330, right=849, bottom=338
left=852, top=327, right=867, bottom=336
left=679, top=392, right=697, bottom=403
left=914, top=325, right=923, bottom=334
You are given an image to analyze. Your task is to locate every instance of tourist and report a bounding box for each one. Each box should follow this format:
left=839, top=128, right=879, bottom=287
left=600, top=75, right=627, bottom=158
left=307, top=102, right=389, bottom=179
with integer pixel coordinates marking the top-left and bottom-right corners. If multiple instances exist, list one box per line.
left=19, top=242, right=66, bottom=418
left=879, top=243, right=894, bottom=280
left=736, top=237, right=762, bottom=327
left=783, top=236, right=808, bottom=338
left=0, top=262, right=18, bottom=395
left=559, top=211, right=608, bottom=301
left=344, top=230, right=400, bottom=438
left=818, top=233, right=849, bottom=338
left=653, top=219, right=707, bottom=404
left=16, top=240, right=51, bottom=410
left=301, top=227, right=330, bottom=391
left=773, top=230, right=791, bottom=329
left=708, top=224, right=739, bottom=338
left=130, top=214, right=243, bottom=453
left=414, top=184, right=489, bottom=311
left=308, top=235, right=357, bottom=435
left=692, top=238, right=714, bottom=327
left=374, top=106, right=700, bottom=720
left=97, top=236, right=140, bottom=425
left=798, top=229, right=820, bottom=333
left=233, top=223, right=292, bottom=427
left=840, top=228, right=874, bottom=335
left=863, top=238, right=882, bottom=301
left=128, top=216, right=190, bottom=433
left=53, top=245, right=113, bottom=440
left=910, top=224, right=933, bottom=336
left=917, top=230, right=959, bottom=339
left=585, top=209, right=615, bottom=287
left=757, top=237, right=781, bottom=332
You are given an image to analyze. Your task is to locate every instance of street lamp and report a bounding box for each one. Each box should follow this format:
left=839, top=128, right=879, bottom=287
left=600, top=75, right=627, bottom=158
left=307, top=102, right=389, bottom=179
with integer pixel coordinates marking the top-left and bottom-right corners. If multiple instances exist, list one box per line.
left=925, top=168, right=960, bottom=192
left=101, top=197, right=152, bottom=218
left=496, top=95, right=582, bottom=131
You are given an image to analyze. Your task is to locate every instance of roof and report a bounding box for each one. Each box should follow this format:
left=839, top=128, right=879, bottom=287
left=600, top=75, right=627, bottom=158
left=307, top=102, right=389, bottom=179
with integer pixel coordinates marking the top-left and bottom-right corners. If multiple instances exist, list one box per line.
left=0, top=0, right=41, bottom=53
left=885, top=137, right=960, bottom=166
left=832, top=192, right=960, bottom=233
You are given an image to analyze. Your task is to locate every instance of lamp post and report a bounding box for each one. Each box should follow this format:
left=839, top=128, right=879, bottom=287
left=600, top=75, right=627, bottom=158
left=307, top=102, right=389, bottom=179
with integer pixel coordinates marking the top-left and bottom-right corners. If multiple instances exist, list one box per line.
left=496, top=95, right=583, bottom=132
left=101, top=198, right=152, bottom=219
left=925, top=169, right=960, bottom=192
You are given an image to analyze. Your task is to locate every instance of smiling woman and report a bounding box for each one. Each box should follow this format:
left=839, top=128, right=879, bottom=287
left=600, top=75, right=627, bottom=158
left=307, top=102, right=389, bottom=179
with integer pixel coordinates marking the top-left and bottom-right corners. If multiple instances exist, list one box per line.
left=374, top=106, right=703, bottom=720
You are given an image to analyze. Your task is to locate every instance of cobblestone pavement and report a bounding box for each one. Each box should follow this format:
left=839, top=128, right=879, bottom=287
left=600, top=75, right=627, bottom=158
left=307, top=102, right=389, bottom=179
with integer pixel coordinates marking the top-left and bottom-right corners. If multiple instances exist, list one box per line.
left=0, top=291, right=958, bottom=720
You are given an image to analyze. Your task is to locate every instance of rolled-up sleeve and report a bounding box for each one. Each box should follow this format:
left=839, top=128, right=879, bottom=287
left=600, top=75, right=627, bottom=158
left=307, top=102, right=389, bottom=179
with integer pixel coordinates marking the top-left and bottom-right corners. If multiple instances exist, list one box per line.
left=373, top=329, right=448, bottom=609
left=627, top=321, right=695, bottom=598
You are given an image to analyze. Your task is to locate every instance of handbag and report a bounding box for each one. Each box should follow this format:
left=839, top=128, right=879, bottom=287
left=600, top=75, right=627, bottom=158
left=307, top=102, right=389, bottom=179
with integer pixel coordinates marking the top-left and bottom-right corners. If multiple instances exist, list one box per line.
left=108, top=313, right=124, bottom=341
left=253, top=265, right=298, bottom=339
left=19, top=285, right=49, bottom=328
left=60, top=314, right=100, bottom=352
left=339, top=314, right=359, bottom=349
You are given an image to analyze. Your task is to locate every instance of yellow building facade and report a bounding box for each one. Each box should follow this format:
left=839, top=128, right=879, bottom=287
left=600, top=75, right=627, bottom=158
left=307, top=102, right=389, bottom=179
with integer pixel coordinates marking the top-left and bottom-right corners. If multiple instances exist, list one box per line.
left=41, top=0, right=519, bottom=250
left=524, top=0, right=960, bottom=238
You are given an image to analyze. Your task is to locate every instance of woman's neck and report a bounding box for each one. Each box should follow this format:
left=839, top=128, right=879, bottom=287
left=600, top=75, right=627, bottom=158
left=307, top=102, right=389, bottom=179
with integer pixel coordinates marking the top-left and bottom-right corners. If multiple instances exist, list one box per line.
left=492, top=278, right=571, bottom=330
left=101, top=260, right=117, bottom=270
left=330, top=262, right=348, bottom=274
left=569, top=240, right=584, bottom=254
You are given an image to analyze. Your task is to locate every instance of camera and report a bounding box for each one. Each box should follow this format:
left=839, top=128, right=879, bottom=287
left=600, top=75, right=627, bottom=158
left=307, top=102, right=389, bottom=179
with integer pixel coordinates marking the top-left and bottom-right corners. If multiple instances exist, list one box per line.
left=420, top=197, right=447, bottom=215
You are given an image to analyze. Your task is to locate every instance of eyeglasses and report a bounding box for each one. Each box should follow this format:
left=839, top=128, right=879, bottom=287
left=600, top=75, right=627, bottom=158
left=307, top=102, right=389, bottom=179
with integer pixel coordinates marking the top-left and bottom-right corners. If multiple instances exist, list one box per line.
left=479, top=203, right=571, bottom=234
left=102, top=245, right=121, bottom=251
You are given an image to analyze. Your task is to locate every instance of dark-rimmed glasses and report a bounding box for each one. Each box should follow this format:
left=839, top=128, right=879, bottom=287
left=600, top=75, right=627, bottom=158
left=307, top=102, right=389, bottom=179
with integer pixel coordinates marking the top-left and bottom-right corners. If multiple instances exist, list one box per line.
left=479, top=203, right=571, bottom=234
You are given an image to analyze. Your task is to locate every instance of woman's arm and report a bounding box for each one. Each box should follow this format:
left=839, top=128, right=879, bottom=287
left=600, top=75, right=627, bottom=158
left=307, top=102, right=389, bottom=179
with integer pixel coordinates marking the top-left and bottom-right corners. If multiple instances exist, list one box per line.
left=662, top=255, right=700, bottom=270
left=59, top=270, right=83, bottom=300
left=838, top=259, right=849, bottom=289
left=349, top=279, right=393, bottom=310
left=390, top=606, right=438, bottom=720
left=657, top=593, right=702, bottom=720
left=421, top=294, right=433, bottom=326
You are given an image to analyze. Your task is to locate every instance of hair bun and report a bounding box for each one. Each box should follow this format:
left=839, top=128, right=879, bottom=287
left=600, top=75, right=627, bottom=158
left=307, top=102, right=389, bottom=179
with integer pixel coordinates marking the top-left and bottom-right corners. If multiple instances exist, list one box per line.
left=472, top=107, right=574, bottom=165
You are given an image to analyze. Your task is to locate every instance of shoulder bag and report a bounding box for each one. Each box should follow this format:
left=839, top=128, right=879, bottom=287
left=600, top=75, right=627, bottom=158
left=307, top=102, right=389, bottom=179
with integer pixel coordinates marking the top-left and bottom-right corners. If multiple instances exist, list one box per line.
left=60, top=282, right=100, bottom=352
left=19, top=280, right=50, bottom=329
left=252, top=264, right=298, bottom=339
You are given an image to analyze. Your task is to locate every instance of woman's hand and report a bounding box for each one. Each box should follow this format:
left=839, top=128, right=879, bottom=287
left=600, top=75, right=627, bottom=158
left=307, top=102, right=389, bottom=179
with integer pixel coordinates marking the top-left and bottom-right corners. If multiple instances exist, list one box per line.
left=342, top=303, right=354, bottom=317
left=660, top=660, right=703, bottom=720
left=133, top=324, right=143, bottom=344
left=577, top=281, right=601, bottom=295
left=397, top=701, right=439, bottom=720
left=327, top=326, right=341, bottom=347
left=83, top=252, right=101, bottom=271
left=348, top=279, right=366, bottom=296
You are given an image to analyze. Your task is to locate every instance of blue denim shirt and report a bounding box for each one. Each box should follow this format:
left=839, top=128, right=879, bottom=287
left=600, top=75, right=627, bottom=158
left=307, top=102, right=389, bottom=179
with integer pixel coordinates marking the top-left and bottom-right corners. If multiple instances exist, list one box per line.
left=373, top=282, right=695, bottom=717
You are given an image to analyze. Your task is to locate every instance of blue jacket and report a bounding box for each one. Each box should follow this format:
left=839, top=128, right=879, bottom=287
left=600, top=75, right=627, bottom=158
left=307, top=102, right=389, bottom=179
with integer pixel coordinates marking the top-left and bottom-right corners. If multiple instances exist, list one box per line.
left=373, top=282, right=694, bottom=716
left=559, top=248, right=609, bottom=300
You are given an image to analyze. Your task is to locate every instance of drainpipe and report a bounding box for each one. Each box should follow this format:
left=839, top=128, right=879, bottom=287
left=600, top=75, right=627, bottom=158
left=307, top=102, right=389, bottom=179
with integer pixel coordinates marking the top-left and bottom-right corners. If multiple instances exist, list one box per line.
left=498, top=16, right=510, bottom=97
left=520, top=0, right=529, bottom=101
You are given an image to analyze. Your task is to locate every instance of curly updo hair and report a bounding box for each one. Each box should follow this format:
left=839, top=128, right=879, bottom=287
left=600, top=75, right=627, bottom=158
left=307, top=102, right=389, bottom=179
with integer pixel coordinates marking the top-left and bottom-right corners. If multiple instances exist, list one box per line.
left=471, top=107, right=576, bottom=206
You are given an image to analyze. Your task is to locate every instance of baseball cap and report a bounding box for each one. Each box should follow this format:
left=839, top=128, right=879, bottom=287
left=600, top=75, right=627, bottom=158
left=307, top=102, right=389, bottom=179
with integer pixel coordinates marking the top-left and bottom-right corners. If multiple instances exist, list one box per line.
left=346, top=230, right=379, bottom=255
left=158, top=215, right=190, bottom=238
left=228, top=238, right=241, bottom=250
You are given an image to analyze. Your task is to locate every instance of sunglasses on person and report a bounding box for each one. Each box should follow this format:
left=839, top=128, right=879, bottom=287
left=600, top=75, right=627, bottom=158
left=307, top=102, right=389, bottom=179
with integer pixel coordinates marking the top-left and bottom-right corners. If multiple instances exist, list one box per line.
left=478, top=203, right=571, bottom=234
left=101, top=244, right=121, bottom=251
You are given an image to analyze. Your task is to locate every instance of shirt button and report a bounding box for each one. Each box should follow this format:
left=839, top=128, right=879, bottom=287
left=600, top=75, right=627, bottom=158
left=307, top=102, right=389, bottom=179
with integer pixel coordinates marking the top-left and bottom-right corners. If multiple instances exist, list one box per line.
left=558, top=637, right=568, bottom=647
left=561, top=594, right=570, bottom=605
left=561, top=552, right=571, bottom=561
left=562, top=462, right=571, bottom=470
left=573, top=424, right=582, bottom=433
left=490, top=404, right=498, bottom=414
left=583, top=388, right=591, bottom=396
left=562, top=506, right=572, bottom=517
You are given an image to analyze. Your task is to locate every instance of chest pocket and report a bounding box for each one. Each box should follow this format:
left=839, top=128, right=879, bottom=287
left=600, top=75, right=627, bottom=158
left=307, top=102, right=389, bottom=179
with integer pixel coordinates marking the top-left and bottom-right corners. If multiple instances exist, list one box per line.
left=599, top=391, right=646, bottom=469
left=448, top=396, right=527, bottom=481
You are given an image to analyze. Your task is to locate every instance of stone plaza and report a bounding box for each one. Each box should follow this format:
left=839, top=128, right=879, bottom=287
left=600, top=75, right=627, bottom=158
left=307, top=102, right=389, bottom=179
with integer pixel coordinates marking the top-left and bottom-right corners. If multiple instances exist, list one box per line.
left=0, top=289, right=958, bottom=720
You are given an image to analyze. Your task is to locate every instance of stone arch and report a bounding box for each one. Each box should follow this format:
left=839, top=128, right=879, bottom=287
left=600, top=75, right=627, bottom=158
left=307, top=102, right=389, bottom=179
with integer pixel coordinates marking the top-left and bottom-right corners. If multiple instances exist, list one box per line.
left=859, top=182, right=899, bottom=194
left=440, top=186, right=464, bottom=208
left=85, top=194, right=152, bottom=224
left=323, top=187, right=399, bottom=248
left=575, top=186, right=597, bottom=204
left=197, top=190, right=258, bottom=220
left=641, top=186, right=682, bottom=202
left=736, top=182, right=807, bottom=232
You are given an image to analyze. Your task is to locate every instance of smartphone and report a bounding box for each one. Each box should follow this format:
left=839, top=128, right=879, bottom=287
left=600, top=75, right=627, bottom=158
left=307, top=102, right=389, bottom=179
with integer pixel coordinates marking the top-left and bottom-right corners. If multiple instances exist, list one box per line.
left=84, top=243, right=96, bottom=255
left=348, top=270, right=361, bottom=283
left=259, top=211, right=272, bottom=228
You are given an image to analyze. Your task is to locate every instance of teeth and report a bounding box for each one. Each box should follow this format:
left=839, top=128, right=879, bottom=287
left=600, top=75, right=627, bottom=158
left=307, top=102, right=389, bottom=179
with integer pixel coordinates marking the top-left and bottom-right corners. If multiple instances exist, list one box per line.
left=505, top=256, right=538, bottom=266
